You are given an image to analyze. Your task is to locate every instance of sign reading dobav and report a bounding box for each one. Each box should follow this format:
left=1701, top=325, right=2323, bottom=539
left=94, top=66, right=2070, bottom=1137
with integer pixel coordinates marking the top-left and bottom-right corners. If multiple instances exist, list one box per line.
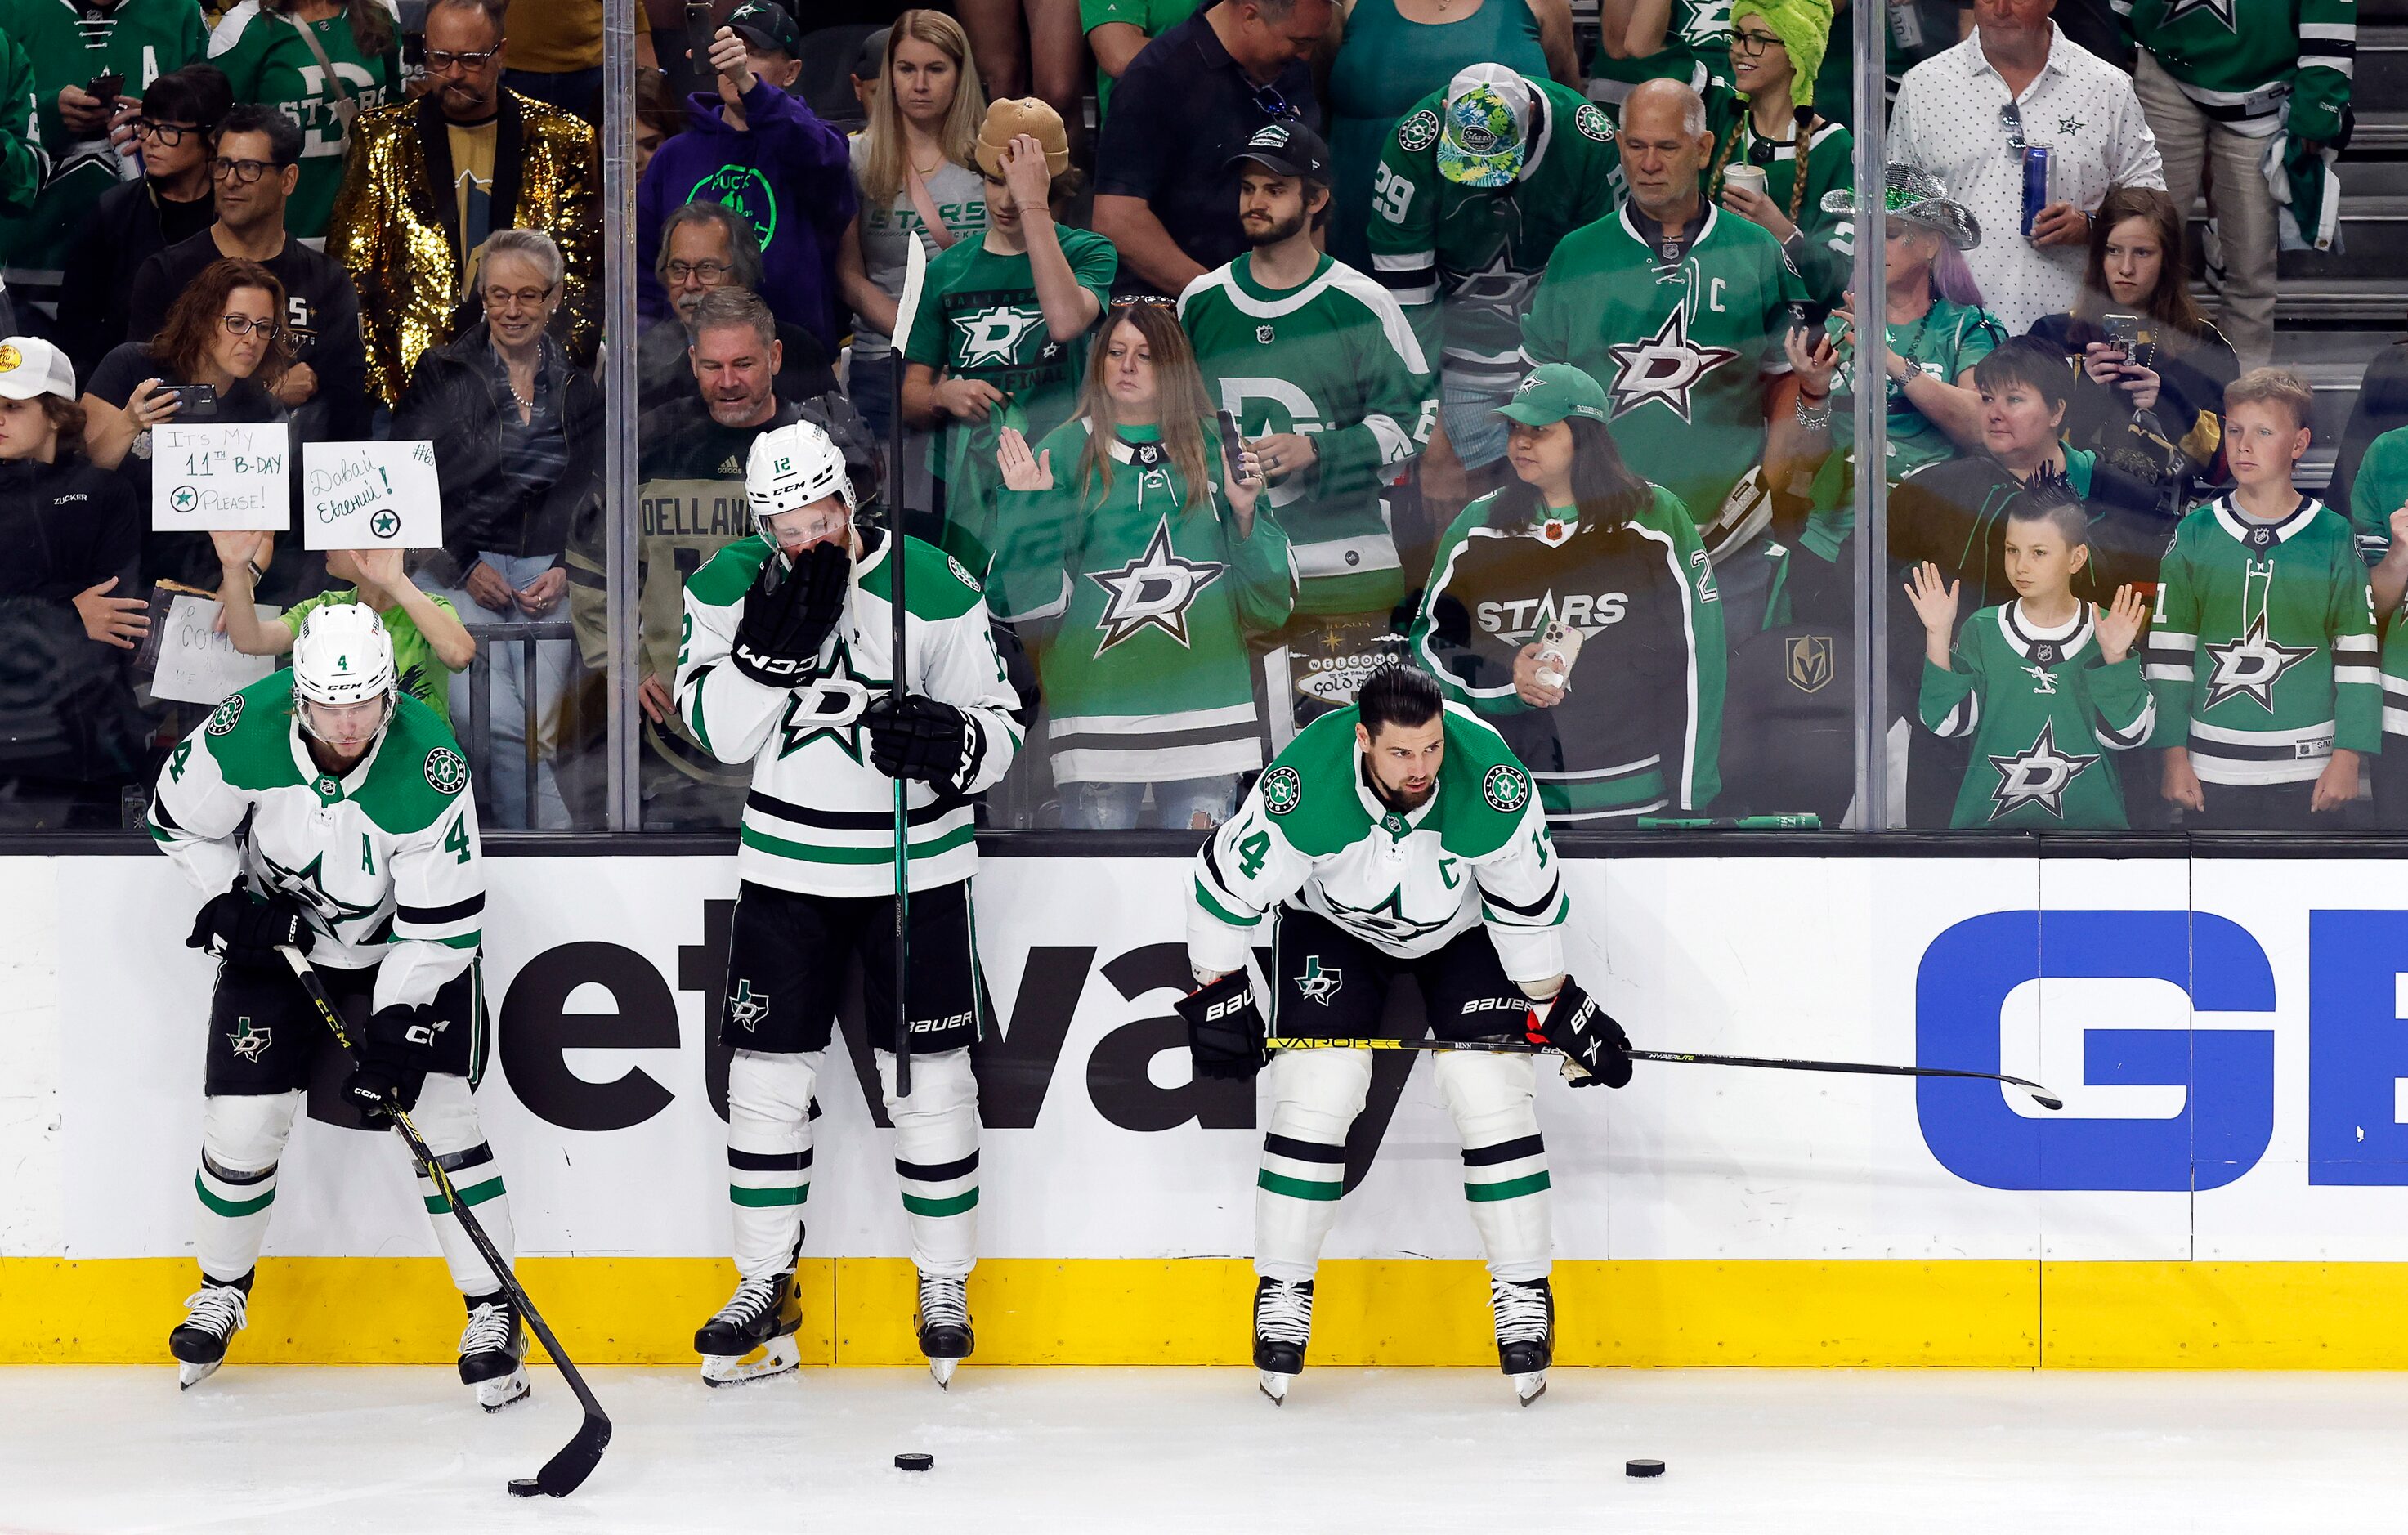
left=303, top=440, right=442, bottom=550
left=150, top=421, right=291, bottom=532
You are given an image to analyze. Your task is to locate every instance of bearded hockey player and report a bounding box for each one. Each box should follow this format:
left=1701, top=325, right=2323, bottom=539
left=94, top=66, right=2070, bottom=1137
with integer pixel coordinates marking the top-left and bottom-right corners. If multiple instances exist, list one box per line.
left=150, top=605, right=522, bottom=1407
left=676, top=419, right=1021, bottom=1387
left=1179, top=665, right=1633, bottom=1406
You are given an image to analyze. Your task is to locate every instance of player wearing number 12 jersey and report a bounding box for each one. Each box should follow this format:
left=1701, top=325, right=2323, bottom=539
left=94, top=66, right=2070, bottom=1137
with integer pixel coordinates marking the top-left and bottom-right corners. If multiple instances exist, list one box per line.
left=1180, top=667, right=1632, bottom=1407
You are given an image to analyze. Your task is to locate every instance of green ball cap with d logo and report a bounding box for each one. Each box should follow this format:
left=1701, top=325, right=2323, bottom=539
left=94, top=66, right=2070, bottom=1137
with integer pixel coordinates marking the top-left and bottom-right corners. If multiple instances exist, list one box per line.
left=1495, top=364, right=1609, bottom=427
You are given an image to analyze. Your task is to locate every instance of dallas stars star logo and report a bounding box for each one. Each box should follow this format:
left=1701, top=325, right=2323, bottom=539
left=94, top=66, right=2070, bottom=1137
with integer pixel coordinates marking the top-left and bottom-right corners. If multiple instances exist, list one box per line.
left=226, top=1016, right=271, bottom=1061
left=1605, top=307, right=1739, bottom=426
left=776, top=635, right=887, bottom=760
left=952, top=304, right=1044, bottom=367
left=2201, top=616, right=2316, bottom=713
left=1986, top=720, right=2100, bottom=821
left=1087, top=517, right=1226, bottom=656
left=1323, top=885, right=1455, bottom=944
left=2159, top=0, right=2236, bottom=29
left=1294, top=956, right=1342, bottom=1005
left=257, top=850, right=378, bottom=936
left=727, top=979, right=770, bottom=1032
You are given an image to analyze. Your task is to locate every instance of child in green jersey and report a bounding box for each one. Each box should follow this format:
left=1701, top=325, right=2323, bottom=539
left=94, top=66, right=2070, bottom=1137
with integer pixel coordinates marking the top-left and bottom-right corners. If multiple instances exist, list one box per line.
left=2150, top=369, right=2380, bottom=829
left=1908, top=478, right=2154, bottom=830
left=209, top=532, right=475, bottom=728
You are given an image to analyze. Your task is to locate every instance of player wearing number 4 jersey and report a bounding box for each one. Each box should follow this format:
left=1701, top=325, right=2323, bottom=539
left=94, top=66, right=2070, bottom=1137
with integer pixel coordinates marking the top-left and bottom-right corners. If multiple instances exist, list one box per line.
left=148, top=606, right=526, bottom=1409
left=1179, top=666, right=1633, bottom=1407
left=676, top=420, right=1020, bottom=1388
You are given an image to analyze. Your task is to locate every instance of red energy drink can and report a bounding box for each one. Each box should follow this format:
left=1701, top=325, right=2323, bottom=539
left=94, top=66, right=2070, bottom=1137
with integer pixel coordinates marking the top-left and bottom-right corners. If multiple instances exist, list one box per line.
left=2021, top=145, right=2052, bottom=236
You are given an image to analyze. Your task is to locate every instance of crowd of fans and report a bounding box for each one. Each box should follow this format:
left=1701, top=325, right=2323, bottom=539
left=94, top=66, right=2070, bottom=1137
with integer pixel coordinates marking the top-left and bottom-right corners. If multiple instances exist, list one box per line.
left=0, top=0, right=2397, bottom=837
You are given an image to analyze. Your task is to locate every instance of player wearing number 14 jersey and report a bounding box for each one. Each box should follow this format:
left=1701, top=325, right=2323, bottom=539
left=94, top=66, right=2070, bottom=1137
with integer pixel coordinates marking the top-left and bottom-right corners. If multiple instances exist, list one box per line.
left=1179, top=667, right=1633, bottom=1407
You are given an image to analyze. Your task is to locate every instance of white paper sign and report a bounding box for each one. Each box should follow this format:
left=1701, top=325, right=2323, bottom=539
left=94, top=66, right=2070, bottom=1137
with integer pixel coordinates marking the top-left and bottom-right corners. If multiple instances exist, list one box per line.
left=150, top=421, right=290, bottom=532
left=303, top=440, right=443, bottom=550
left=149, top=595, right=279, bottom=706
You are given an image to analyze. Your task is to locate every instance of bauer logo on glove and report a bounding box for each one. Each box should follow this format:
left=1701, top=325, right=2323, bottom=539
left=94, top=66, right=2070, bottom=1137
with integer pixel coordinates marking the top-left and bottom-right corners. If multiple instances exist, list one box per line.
left=1526, top=977, right=1633, bottom=1088
left=1175, top=970, right=1269, bottom=1080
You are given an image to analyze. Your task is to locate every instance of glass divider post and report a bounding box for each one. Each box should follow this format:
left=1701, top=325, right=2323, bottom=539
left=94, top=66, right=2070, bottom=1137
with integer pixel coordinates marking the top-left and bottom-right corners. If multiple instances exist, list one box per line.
left=1850, top=0, right=1891, bottom=830
left=602, top=0, right=642, bottom=830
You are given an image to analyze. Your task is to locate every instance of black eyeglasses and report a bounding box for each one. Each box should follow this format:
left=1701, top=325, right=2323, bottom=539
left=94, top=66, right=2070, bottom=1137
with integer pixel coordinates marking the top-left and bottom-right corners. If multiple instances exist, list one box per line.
left=664, top=259, right=733, bottom=283
left=1999, top=101, right=2026, bottom=151
left=210, top=156, right=277, bottom=183
left=1730, top=29, right=1785, bottom=58
left=1250, top=81, right=1302, bottom=124
left=221, top=314, right=280, bottom=339
left=134, top=118, right=198, bottom=145
left=425, top=45, right=502, bottom=74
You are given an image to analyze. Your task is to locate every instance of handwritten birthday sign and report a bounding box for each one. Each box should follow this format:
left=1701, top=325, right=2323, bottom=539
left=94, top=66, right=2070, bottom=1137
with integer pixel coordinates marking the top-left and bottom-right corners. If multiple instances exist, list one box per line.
left=151, top=422, right=290, bottom=531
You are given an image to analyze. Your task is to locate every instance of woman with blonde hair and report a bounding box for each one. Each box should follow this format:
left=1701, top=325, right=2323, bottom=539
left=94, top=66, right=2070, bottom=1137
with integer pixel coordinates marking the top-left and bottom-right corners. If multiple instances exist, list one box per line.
left=991, top=302, right=1294, bottom=830
left=839, top=9, right=990, bottom=440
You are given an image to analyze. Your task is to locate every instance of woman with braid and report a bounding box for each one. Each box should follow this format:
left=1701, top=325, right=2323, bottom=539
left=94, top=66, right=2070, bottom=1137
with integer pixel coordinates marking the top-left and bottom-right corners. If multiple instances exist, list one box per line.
left=1698, top=0, right=1853, bottom=308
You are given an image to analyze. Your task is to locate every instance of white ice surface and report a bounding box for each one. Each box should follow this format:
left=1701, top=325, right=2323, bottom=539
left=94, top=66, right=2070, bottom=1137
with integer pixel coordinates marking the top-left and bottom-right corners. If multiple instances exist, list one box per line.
left=2, top=1366, right=2402, bottom=1533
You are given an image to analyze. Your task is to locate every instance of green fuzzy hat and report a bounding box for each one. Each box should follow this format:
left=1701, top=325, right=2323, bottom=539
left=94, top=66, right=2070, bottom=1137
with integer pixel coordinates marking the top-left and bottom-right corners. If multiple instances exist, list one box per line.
left=1731, top=0, right=1834, bottom=109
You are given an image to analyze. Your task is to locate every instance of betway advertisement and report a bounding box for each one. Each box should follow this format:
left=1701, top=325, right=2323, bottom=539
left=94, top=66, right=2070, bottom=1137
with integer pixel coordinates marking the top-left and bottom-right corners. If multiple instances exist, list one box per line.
left=25, top=853, right=2408, bottom=1265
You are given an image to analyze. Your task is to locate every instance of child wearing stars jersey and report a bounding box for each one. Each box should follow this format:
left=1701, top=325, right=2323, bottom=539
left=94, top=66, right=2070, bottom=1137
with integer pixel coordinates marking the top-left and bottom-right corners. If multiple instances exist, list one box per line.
left=2147, top=369, right=2382, bottom=829
left=1907, top=486, right=2154, bottom=830
left=991, top=302, right=1296, bottom=827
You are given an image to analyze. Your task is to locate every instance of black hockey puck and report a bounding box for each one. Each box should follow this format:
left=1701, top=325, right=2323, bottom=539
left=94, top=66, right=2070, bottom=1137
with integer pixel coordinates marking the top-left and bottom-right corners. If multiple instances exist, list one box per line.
left=1625, top=1458, right=1666, bottom=1479
left=895, top=1452, right=935, bottom=1472
left=507, top=1477, right=544, bottom=1497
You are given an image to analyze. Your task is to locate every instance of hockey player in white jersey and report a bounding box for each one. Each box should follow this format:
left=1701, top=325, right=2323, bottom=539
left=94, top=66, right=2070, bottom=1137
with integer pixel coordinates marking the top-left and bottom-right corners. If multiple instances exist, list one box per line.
left=150, top=605, right=526, bottom=1408
left=1178, top=665, right=1633, bottom=1405
left=676, top=419, right=1021, bottom=1387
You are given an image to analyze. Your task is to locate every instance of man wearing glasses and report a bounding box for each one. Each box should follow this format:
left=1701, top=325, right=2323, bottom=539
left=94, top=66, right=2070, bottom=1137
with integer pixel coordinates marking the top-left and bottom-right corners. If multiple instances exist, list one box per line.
left=327, top=0, right=598, bottom=409
left=125, top=105, right=369, bottom=441
left=636, top=199, right=837, bottom=414
left=1888, top=0, right=2164, bottom=333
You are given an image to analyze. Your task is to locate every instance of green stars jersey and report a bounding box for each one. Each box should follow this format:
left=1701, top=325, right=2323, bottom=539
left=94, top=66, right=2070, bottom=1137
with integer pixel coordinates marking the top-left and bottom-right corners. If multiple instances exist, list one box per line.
left=2, top=0, right=207, bottom=273
left=674, top=530, right=1022, bottom=897
left=991, top=416, right=1296, bottom=785
left=280, top=587, right=463, bottom=728
left=1179, top=252, right=1436, bottom=618
left=2145, top=495, right=2382, bottom=785
left=1590, top=0, right=1730, bottom=99
left=2383, top=602, right=2408, bottom=751
left=208, top=2, right=401, bottom=239
left=900, top=226, right=1118, bottom=572
left=0, top=25, right=42, bottom=249
left=1188, top=702, right=1569, bottom=982
left=1521, top=204, right=1807, bottom=531
left=2116, top=0, right=2355, bottom=141
left=1921, top=600, right=2155, bottom=828
left=148, top=673, right=483, bottom=1010
left=1412, top=485, right=1725, bottom=819
left=1701, top=81, right=1856, bottom=305
left=1364, top=77, right=1623, bottom=392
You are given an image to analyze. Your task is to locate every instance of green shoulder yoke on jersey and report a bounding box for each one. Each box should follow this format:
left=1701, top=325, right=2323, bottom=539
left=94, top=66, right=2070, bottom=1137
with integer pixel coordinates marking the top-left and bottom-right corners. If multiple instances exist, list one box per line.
left=354, top=692, right=474, bottom=835
left=1264, top=701, right=1533, bottom=859
left=688, top=533, right=984, bottom=621
left=687, top=536, right=777, bottom=611
left=198, top=672, right=309, bottom=791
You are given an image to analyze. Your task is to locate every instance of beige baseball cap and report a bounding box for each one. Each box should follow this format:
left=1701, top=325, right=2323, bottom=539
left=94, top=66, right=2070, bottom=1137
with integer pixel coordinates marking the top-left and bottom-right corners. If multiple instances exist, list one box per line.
left=0, top=336, right=74, bottom=401
left=975, top=97, right=1070, bottom=179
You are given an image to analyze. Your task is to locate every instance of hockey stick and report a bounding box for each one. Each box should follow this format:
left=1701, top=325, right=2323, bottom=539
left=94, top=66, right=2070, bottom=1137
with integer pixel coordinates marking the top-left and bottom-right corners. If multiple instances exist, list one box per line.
left=887, top=234, right=928, bottom=1099
left=1260, top=1036, right=2063, bottom=1111
left=275, top=946, right=612, bottom=1497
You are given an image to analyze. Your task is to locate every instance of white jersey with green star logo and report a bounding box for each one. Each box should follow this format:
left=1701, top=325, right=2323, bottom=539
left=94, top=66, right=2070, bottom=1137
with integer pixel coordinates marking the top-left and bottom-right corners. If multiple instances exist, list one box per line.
left=1521, top=204, right=1806, bottom=528
left=675, top=531, right=1023, bottom=897
left=1187, top=703, right=1569, bottom=982
left=147, top=674, right=484, bottom=1011
left=2145, top=495, right=2382, bottom=785
left=1180, top=253, right=1437, bottom=617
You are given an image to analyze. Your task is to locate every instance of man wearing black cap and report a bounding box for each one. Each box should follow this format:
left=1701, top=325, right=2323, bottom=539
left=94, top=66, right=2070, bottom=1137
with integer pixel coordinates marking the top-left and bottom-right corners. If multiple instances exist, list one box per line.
left=634, top=2, right=856, bottom=354
left=1179, top=122, right=1435, bottom=729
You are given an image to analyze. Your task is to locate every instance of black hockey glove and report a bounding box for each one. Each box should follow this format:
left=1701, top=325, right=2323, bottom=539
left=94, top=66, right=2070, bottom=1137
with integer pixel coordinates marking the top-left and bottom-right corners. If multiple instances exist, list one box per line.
left=730, top=540, right=848, bottom=687
left=1175, top=970, right=1269, bottom=1081
left=1526, top=977, right=1632, bottom=1089
left=345, top=1003, right=441, bottom=1118
left=186, top=877, right=314, bottom=969
left=862, top=693, right=982, bottom=792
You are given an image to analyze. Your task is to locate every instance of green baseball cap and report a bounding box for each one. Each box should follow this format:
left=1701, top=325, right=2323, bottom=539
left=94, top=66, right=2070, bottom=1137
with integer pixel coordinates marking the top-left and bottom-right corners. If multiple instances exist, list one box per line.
left=1495, top=364, right=1608, bottom=427
left=1436, top=64, right=1533, bottom=188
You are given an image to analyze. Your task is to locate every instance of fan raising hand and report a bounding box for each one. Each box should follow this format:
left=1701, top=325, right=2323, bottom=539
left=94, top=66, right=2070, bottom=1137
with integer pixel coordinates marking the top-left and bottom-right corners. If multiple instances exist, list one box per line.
left=996, top=427, right=1054, bottom=492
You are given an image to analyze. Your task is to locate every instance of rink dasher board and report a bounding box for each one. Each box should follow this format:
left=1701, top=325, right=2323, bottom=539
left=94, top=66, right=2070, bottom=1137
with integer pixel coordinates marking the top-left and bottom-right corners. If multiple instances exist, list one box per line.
left=11, top=853, right=2408, bottom=1366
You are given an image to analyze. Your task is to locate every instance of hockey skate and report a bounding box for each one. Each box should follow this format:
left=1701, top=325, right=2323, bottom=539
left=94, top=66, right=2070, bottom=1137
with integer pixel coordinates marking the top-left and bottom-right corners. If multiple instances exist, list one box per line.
left=695, top=1271, right=803, bottom=1385
left=459, top=1296, right=531, bottom=1412
left=914, top=1272, right=973, bottom=1389
left=1252, top=1277, right=1313, bottom=1405
left=1493, top=1277, right=1554, bottom=1406
left=168, top=1276, right=251, bottom=1390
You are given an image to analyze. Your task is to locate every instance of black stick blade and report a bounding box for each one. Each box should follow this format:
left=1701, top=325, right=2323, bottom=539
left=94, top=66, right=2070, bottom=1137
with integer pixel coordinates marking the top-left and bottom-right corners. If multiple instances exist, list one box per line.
left=531, top=1410, right=612, bottom=1497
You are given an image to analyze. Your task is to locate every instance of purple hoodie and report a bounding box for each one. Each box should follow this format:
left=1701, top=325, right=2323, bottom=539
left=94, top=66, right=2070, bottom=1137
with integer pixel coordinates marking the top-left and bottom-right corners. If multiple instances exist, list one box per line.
left=635, top=78, right=857, bottom=352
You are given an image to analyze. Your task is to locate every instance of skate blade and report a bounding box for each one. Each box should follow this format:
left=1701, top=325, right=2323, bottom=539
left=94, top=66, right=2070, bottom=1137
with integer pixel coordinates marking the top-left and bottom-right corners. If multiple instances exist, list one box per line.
left=177, top=1359, right=222, bottom=1391
left=1512, top=1370, right=1547, bottom=1407
left=927, top=1355, right=957, bottom=1390
left=477, top=1366, right=533, bottom=1412
left=700, top=1333, right=801, bottom=1386
left=1257, top=1370, right=1290, bottom=1405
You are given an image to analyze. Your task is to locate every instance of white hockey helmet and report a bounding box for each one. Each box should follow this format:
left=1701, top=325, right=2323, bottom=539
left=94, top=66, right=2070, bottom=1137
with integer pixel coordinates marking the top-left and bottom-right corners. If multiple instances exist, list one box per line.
left=745, top=418, right=856, bottom=528
left=291, top=603, right=398, bottom=737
